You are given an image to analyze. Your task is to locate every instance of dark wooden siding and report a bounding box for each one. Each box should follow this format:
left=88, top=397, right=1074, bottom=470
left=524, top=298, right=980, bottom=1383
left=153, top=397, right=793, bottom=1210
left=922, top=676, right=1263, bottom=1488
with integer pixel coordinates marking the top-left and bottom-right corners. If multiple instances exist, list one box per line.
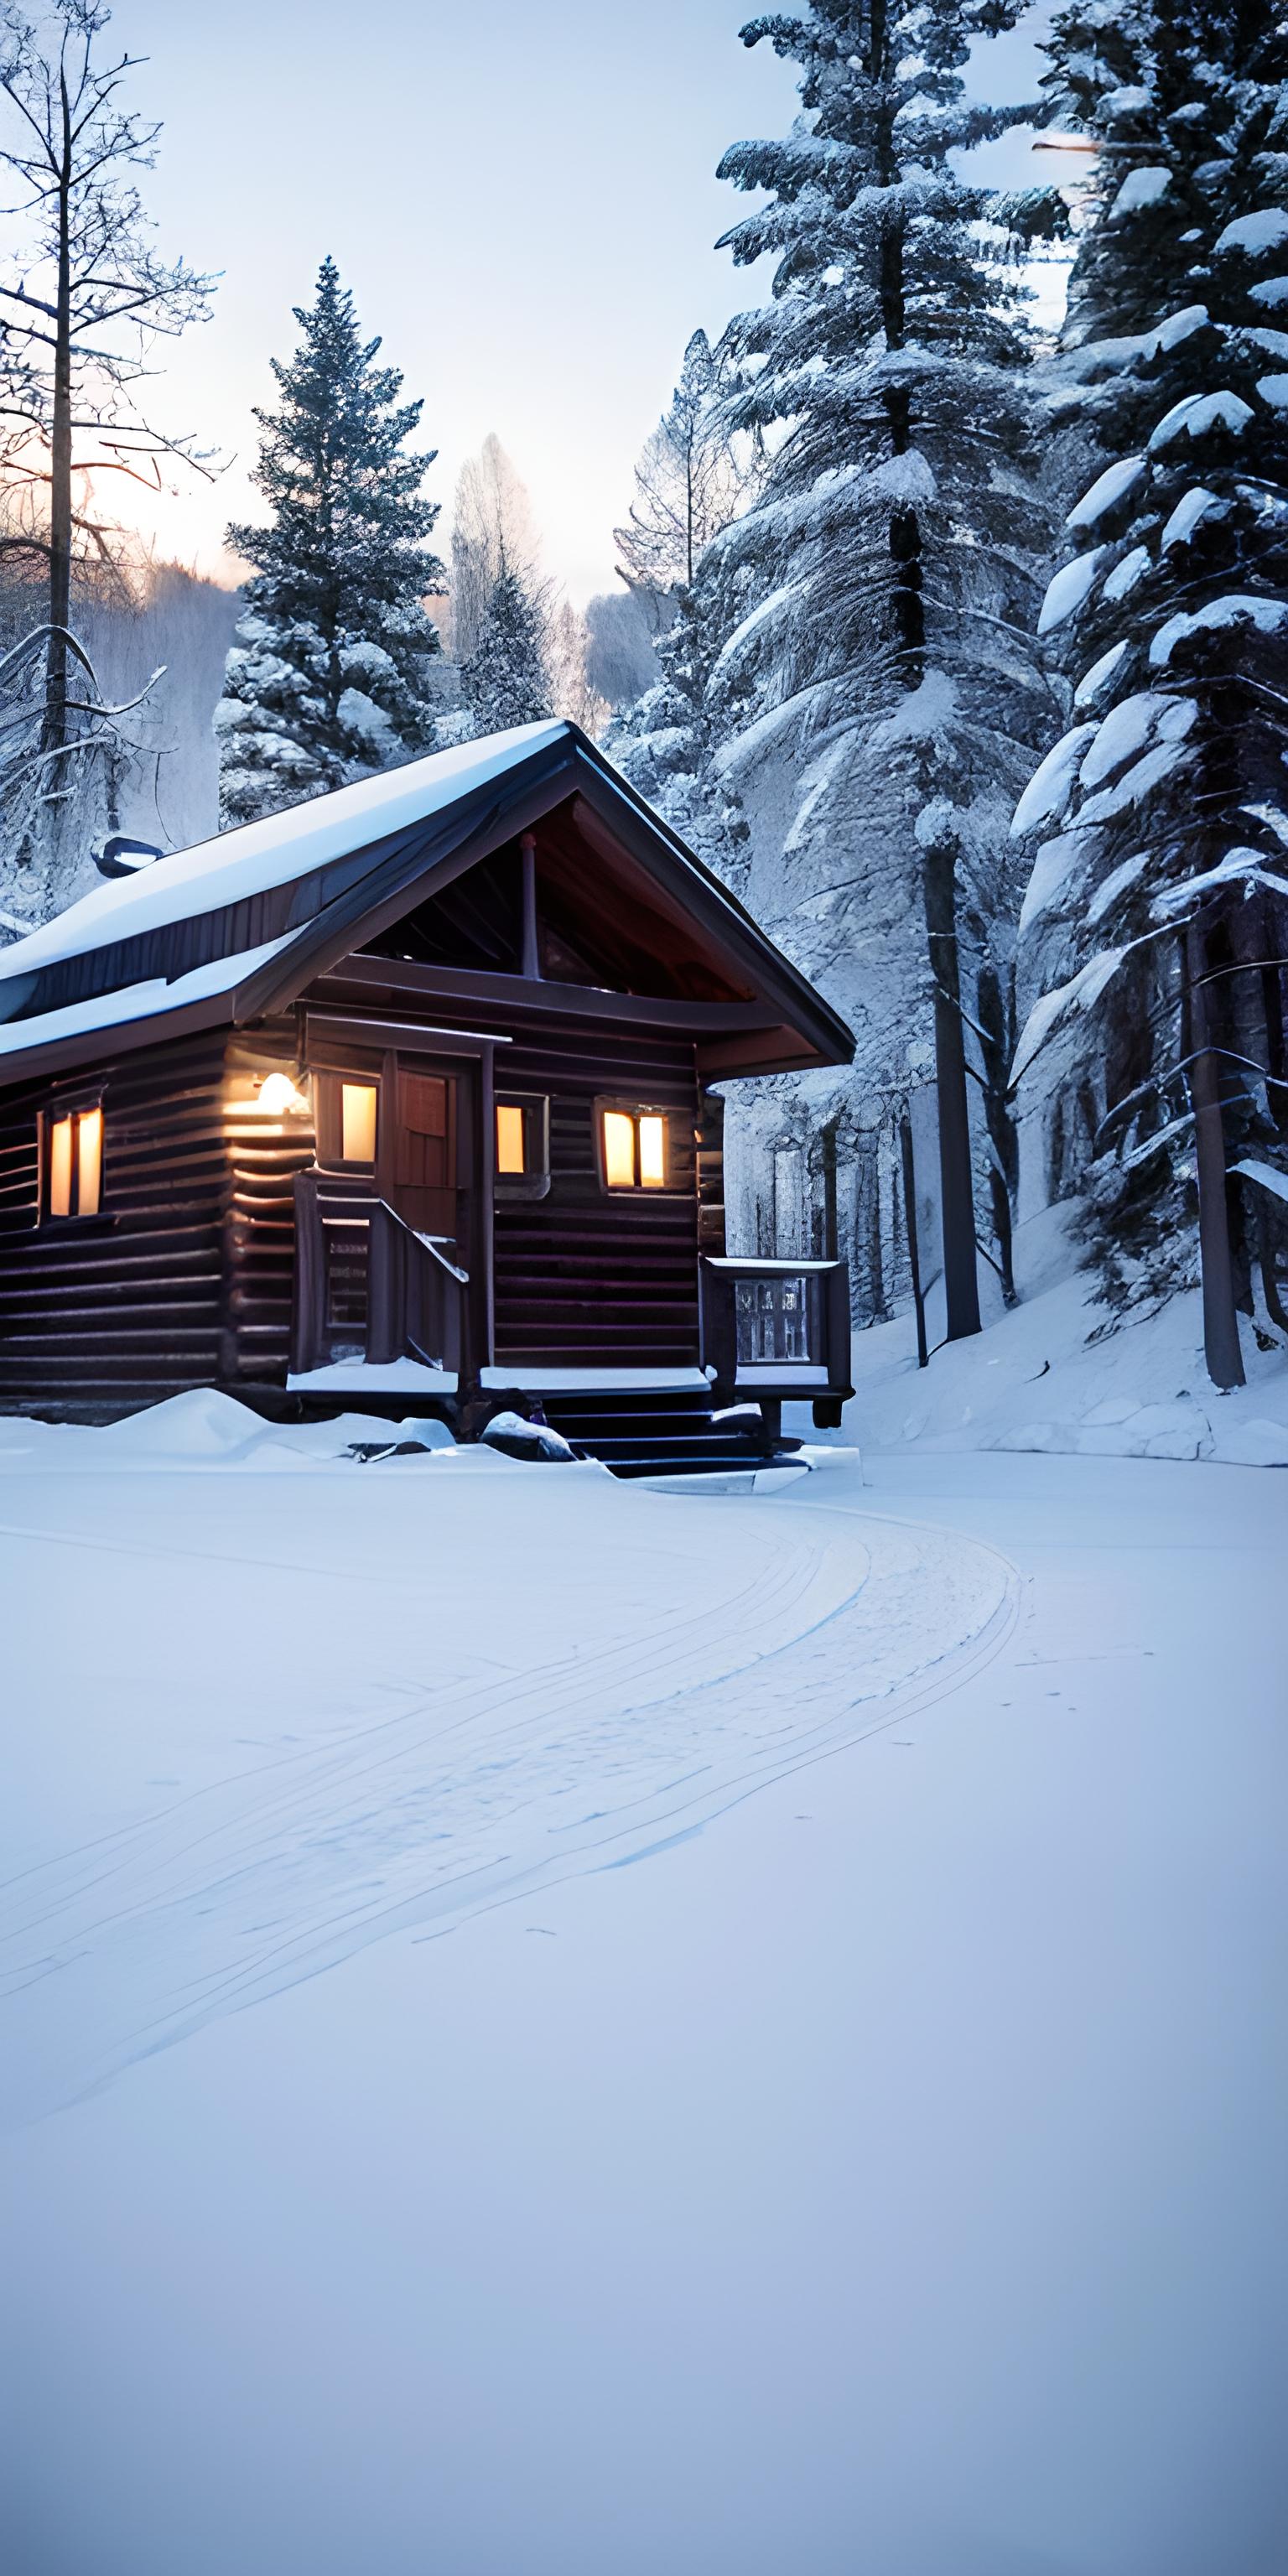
left=0, top=1032, right=230, bottom=1416
left=304, top=985, right=714, bottom=1369
left=222, top=1023, right=315, bottom=1390
left=491, top=1021, right=702, bottom=1368
left=0, top=995, right=729, bottom=1412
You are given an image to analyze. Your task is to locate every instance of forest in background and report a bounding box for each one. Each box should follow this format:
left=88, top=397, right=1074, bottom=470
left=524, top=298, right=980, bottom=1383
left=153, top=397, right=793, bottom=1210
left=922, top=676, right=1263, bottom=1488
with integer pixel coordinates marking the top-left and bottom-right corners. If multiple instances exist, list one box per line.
left=0, top=0, right=1285, bottom=1389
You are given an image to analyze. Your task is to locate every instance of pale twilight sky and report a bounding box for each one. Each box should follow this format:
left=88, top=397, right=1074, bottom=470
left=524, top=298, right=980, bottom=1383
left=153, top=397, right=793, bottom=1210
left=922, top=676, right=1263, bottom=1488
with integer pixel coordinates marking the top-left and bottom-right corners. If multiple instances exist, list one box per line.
left=92, top=0, right=1057, bottom=605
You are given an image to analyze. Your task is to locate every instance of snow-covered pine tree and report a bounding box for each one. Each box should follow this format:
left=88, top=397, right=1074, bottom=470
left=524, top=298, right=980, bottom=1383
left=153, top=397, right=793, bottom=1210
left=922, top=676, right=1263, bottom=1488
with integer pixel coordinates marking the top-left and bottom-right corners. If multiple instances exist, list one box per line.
left=607, top=330, right=761, bottom=880
left=606, top=527, right=754, bottom=883
left=216, top=257, right=444, bottom=826
left=702, top=0, right=1059, bottom=1330
left=1011, top=0, right=1288, bottom=1382
left=460, top=553, right=552, bottom=736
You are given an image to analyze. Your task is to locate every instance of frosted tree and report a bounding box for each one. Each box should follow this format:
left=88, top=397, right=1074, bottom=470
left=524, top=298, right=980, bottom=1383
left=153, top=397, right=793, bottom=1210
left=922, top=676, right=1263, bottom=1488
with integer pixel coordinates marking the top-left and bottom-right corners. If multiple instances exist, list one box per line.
left=1011, top=0, right=1288, bottom=1385
left=614, top=328, right=758, bottom=595
left=545, top=594, right=608, bottom=738
left=450, top=434, right=538, bottom=663
left=704, top=0, right=1060, bottom=1331
left=584, top=584, right=670, bottom=709
left=460, top=553, right=552, bottom=735
left=606, top=548, right=754, bottom=882
left=0, top=0, right=216, bottom=911
left=607, top=329, right=761, bottom=880
left=216, top=257, right=444, bottom=827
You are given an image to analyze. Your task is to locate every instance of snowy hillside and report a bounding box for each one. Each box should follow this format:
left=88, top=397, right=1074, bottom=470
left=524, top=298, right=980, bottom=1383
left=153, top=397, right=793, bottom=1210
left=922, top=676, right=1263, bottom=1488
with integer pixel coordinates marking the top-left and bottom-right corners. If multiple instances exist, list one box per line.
left=840, top=1212, right=1288, bottom=1468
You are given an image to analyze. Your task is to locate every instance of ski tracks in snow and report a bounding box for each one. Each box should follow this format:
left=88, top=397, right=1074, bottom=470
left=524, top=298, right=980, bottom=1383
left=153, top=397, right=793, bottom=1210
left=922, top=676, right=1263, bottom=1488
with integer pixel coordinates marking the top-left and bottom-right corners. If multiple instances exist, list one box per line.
left=0, top=1470, right=1015, bottom=2122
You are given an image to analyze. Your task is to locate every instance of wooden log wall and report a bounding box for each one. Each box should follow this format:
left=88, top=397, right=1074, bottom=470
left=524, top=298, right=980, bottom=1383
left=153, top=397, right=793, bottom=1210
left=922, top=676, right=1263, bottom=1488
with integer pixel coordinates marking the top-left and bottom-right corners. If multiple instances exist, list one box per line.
left=221, top=1022, right=315, bottom=1391
left=0, top=999, right=730, bottom=1414
left=301, top=986, right=724, bottom=1369
left=490, top=1017, right=703, bottom=1368
left=0, top=1032, right=230, bottom=1418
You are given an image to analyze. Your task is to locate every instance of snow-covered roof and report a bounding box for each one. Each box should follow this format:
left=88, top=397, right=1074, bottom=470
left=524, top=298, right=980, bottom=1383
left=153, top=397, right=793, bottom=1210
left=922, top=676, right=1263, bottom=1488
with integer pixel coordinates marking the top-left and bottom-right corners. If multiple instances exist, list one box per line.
left=0, top=718, right=857, bottom=1081
left=0, top=721, right=566, bottom=983
left=0, top=935, right=295, bottom=1062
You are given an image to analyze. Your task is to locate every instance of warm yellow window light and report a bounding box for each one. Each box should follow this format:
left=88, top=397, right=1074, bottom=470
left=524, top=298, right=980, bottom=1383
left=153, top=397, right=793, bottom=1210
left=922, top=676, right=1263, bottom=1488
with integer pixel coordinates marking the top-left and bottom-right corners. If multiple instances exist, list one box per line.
left=603, top=1109, right=636, bottom=1189
left=496, top=1103, right=526, bottom=1175
left=638, top=1114, right=666, bottom=1187
left=49, top=1114, right=73, bottom=1216
left=77, top=1107, right=102, bottom=1216
left=340, top=1081, right=377, bottom=1163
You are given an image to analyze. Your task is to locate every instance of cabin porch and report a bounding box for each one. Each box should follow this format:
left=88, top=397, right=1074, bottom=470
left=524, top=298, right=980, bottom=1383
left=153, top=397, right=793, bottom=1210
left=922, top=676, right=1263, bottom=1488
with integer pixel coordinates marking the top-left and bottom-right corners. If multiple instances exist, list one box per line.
left=286, top=1144, right=851, bottom=1472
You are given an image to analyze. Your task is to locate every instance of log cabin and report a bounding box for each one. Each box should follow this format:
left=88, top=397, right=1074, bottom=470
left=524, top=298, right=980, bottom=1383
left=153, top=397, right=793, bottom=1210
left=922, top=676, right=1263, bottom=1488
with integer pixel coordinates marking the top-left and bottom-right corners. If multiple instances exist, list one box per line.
left=0, top=721, right=855, bottom=1476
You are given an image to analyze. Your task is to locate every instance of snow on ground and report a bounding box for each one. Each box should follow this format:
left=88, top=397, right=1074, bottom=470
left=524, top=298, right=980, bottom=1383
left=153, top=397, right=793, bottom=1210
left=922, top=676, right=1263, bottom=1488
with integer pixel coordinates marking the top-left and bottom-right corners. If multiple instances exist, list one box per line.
left=1, top=1401, right=1285, bottom=2573
left=826, top=1207, right=1288, bottom=1467
left=0, top=1397, right=1007, bottom=2126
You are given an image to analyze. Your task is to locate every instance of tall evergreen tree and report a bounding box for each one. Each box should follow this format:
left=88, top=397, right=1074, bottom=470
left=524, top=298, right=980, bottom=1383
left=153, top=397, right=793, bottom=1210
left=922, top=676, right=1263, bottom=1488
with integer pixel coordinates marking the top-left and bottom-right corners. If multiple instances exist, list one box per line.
left=1012, top=0, right=1288, bottom=1382
left=705, top=0, right=1059, bottom=1330
left=216, top=257, right=444, bottom=826
left=460, top=553, right=552, bottom=736
left=607, top=541, right=754, bottom=883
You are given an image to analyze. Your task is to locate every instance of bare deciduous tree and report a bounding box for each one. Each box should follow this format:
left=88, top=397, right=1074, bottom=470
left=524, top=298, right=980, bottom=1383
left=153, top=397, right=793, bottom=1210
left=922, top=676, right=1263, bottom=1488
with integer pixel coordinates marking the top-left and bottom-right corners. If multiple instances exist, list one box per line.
left=450, top=433, right=538, bottom=663
left=545, top=594, right=608, bottom=740
left=614, top=329, right=758, bottom=596
left=0, top=0, right=216, bottom=836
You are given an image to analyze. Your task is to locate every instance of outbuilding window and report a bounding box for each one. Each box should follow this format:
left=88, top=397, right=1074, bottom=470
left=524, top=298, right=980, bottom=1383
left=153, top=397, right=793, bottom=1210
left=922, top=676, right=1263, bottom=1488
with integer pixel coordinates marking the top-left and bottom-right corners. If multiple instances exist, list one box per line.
left=44, top=1105, right=103, bottom=1219
left=598, top=1104, right=668, bottom=1192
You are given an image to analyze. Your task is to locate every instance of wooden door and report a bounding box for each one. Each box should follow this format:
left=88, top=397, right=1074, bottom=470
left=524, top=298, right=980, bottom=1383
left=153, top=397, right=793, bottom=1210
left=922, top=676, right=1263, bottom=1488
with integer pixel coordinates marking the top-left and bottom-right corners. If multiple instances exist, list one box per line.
left=391, top=1064, right=458, bottom=1241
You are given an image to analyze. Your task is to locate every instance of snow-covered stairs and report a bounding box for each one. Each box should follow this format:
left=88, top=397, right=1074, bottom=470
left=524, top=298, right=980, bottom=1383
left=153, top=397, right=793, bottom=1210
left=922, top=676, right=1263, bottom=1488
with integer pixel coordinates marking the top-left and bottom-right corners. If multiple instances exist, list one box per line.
left=537, top=1388, right=803, bottom=1481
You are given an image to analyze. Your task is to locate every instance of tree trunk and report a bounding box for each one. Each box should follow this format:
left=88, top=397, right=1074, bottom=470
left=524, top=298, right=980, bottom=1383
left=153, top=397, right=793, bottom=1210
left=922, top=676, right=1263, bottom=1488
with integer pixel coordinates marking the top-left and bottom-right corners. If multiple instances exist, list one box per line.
left=41, top=76, right=74, bottom=758
left=1187, top=917, right=1245, bottom=1389
left=924, top=838, right=981, bottom=1342
left=901, top=1112, right=929, bottom=1368
left=978, top=959, right=1019, bottom=1307
left=873, top=174, right=979, bottom=1342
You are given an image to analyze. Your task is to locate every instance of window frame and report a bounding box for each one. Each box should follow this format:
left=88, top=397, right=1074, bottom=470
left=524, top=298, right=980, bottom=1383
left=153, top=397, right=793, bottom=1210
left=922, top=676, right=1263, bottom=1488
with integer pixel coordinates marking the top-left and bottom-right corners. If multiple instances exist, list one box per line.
left=39, top=1093, right=107, bottom=1225
left=494, top=1091, right=550, bottom=1201
left=593, top=1098, right=675, bottom=1196
left=312, top=1066, right=382, bottom=1176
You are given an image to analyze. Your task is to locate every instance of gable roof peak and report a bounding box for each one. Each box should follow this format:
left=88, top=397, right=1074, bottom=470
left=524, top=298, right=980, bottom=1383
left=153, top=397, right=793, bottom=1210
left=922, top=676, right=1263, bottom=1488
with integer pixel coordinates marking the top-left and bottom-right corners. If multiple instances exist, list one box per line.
left=0, top=720, right=573, bottom=986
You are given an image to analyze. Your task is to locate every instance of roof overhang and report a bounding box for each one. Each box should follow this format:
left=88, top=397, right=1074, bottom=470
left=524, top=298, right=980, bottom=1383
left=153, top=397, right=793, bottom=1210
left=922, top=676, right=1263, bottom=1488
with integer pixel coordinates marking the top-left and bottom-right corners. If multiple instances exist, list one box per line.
left=0, top=724, right=854, bottom=1084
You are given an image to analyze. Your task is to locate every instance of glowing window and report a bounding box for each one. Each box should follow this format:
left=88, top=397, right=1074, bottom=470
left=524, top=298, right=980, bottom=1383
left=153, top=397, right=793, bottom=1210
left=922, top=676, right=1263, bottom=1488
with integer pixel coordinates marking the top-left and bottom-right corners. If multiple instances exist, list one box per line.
left=49, top=1114, right=73, bottom=1217
left=600, top=1107, right=668, bottom=1191
left=77, top=1107, right=102, bottom=1215
left=496, top=1102, right=527, bottom=1175
left=340, top=1081, right=378, bottom=1164
left=602, top=1109, right=636, bottom=1189
left=46, top=1106, right=102, bottom=1218
left=494, top=1095, right=550, bottom=1197
left=638, top=1114, right=666, bottom=1187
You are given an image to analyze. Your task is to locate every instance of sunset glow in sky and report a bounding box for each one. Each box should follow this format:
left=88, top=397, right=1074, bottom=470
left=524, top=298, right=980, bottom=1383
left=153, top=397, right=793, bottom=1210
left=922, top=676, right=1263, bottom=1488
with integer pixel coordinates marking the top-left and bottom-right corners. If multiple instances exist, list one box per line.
left=79, top=0, right=1055, bottom=605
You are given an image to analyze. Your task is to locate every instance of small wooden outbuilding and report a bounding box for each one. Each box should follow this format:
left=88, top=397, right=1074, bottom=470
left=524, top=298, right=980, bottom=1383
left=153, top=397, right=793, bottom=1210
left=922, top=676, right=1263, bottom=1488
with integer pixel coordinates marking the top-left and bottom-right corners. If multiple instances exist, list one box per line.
left=0, top=722, right=854, bottom=1468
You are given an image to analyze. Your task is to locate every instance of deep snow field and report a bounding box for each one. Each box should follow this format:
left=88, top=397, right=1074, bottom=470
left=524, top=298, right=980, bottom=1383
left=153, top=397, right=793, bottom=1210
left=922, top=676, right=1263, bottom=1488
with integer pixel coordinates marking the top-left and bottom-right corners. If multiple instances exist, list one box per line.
left=1, top=1370, right=1285, bottom=2574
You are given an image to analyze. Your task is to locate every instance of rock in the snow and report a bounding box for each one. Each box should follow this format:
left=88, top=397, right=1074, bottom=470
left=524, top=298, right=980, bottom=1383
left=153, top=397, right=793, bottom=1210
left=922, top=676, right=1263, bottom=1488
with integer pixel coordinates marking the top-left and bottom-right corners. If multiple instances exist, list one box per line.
left=480, top=1410, right=578, bottom=1464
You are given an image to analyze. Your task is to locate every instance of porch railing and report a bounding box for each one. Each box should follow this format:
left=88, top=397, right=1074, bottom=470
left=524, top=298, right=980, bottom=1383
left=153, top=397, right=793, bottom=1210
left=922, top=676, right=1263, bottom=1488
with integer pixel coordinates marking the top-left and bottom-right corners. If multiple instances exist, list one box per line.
left=699, top=1256, right=852, bottom=1412
left=292, top=1172, right=470, bottom=1379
